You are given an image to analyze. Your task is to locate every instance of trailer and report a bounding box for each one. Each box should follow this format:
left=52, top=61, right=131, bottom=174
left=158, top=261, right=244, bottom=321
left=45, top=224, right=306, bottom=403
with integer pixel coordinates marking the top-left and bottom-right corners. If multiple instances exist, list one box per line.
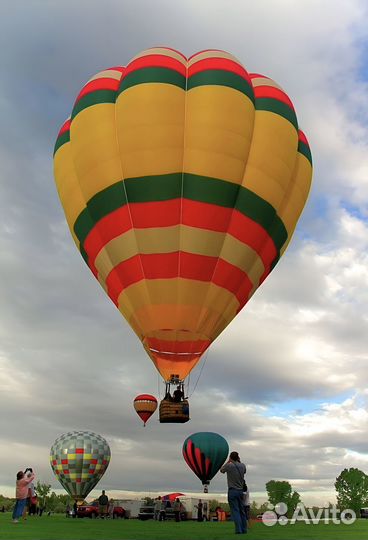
left=114, top=499, right=144, bottom=519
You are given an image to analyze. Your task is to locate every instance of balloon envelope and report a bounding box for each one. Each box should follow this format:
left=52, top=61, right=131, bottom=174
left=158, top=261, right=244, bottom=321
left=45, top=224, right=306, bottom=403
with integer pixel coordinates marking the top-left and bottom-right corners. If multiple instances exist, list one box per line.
left=50, top=431, right=110, bottom=501
left=54, top=47, right=312, bottom=383
left=182, top=431, right=229, bottom=486
left=134, top=394, right=158, bottom=425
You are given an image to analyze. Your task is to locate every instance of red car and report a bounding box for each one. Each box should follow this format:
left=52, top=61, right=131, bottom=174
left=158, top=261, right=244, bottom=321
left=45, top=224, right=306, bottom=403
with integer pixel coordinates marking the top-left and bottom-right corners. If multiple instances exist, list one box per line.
left=77, top=501, right=125, bottom=519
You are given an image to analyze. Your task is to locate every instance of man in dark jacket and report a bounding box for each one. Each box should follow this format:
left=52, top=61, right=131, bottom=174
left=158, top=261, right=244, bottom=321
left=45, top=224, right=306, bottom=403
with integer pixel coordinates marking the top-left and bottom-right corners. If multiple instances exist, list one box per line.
left=98, top=490, right=109, bottom=519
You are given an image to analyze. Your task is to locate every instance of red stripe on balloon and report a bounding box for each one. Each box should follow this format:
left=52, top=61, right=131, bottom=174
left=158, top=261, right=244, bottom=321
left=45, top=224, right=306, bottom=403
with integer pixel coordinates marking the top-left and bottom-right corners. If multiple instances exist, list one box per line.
left=105, top=252, right=253, bottom=306
left=76, top=77, right=121, bottom=102
left=188, top=57, right=251, bottom=84
left=124, top=54, right=186, bottom=77
left=205, top=457, right=211, bottom=478
left=57, top=118, right=71, bottom=137
left=252, top=84, right=295, bottom=110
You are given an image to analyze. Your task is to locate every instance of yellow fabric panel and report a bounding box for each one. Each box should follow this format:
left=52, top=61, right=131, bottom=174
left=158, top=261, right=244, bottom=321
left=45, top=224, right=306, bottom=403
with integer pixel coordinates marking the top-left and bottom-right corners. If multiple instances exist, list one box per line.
left=131, top=47, right=187, bottom=65
left=279, top=153, right=313, bottom=254
left=241, top=110, right=298, bottom=210
left=129, top=303, right=229, bottom=341
left=67, top=454, right=76, bottom=460
left=83, top=453, right=92, bottom=460
left=70, top=104, right=122, bottom=201
left=81, top=473, right=90, bottom=479
left=95, top=464, right=101, bottom=470
left=115, top=85, right=185, bottom=178
left=146, top=349, right=202, bottom=381
left=135, top=401, right=157, bottom=412
left=188, top=50, right=241, bottom=66
left=56, top=464, right=63, bottom=471
left=144, top=328, right=209, bottom=344
left=116, top=278, right=239, bottom=337
left=69, top=473, right=77, bottom=479
left=184, top=86, right=254, bottom=183
left=54, top=142, right=85, bottom=246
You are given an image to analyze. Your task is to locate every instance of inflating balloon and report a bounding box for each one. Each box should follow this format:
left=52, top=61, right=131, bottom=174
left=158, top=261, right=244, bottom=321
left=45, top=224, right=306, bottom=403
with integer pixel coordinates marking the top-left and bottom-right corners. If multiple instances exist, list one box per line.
left=183, top=432, right=229, bottom=492
left=54, top=47, right=312, bottom=414
left=134, top=394, right=157, bottom=425
left=50, top=431, right=110, bottom=502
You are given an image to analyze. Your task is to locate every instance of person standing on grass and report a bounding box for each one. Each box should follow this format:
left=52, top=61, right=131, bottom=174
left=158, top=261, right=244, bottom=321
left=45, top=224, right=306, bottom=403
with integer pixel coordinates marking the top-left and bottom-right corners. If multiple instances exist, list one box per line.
left=195, top=499, right=204, bottom=522
left=154, top=496, right=162, bottom=520
left=173, top=497, right=181, bottom=522
left=220, top=451, right=247, bottom=534
left=12, top=469, right=35, bottom=523
left=108, top=498, right=115, bottom=519
left=98, top=490, right=109, bottom=518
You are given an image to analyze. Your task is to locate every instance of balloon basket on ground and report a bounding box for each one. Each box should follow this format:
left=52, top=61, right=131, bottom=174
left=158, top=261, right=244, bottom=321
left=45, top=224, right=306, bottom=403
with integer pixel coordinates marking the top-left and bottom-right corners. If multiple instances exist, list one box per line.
left=159, top=398, right=190, bottom=423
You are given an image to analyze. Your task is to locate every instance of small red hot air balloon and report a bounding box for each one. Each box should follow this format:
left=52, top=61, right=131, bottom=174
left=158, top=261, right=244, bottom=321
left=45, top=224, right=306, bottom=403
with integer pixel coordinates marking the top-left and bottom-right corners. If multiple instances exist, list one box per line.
left=134, top=394, right=158, bottom=426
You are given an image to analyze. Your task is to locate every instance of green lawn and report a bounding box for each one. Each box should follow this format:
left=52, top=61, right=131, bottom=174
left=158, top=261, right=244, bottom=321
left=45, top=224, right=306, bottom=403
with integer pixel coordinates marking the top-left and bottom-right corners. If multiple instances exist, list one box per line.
left=0, top=514, right=367, bottom=540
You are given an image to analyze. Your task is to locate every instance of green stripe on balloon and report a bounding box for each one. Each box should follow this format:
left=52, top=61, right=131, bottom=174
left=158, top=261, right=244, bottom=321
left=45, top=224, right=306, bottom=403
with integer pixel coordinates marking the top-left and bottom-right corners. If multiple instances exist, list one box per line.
left=118, top=66, right=186, bottom=94
left=73, top=173, right=288, bottom=255
left=255, top=97, right=298, bottom=131
left=71, top=90, right=117, bottom=120
left=298, top=139, right=312, bottom=165
left=187, top=69, right=255, bottom=103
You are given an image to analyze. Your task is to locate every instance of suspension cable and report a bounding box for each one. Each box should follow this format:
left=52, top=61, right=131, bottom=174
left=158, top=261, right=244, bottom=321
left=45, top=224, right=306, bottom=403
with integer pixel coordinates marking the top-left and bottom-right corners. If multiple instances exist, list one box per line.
left=188, top=350, right=209, bottom=398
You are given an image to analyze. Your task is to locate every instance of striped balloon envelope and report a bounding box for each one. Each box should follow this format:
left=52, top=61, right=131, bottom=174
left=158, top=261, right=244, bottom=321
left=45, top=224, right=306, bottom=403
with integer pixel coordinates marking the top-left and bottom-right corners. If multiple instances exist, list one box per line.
left=53, top=47, right=312, bottom=385
left=182, top=432, right=229, bottom=491
left=134, top=394, right=158, bottom=425
left=50, top=431, right=110, bottom=502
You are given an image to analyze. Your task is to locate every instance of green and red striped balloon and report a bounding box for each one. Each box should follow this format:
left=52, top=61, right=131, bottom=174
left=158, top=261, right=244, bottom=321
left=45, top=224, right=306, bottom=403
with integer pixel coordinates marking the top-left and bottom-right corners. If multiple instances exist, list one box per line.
left=54, top=47, right=312, bottom=385
left=183, top=432, right=229, bottom=490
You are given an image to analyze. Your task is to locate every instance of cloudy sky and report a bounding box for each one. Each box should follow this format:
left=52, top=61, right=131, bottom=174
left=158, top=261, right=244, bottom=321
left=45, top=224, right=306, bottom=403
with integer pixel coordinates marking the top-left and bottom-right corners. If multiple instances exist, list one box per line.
left=0, top=0, right=368, bottom=507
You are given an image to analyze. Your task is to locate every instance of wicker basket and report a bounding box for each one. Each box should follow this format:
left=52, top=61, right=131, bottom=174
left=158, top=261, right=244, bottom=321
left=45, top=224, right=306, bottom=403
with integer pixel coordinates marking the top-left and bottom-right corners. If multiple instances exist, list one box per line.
left=159, top=399, right=190, bottom=423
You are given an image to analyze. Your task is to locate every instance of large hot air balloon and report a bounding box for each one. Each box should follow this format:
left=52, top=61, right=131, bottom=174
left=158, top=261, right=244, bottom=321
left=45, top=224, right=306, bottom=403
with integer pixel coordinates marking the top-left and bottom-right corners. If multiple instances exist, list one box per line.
left=50, top=431, right=110, bottom=502
left=183, top=432, right=229, bottom=492
left=134, top=394, right=157, bottom=425
left=53, top=48, right=312, bottom=419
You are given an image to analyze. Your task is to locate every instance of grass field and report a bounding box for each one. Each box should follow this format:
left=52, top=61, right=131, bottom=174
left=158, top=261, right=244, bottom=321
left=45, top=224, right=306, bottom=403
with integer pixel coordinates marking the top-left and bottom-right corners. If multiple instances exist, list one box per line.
left=0, top=514, right=367, bottom=540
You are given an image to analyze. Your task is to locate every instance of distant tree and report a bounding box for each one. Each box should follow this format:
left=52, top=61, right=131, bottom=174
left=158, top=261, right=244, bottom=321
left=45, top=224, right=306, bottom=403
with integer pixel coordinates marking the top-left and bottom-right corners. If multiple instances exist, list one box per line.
left=266, top=480, right=301, bottom=517
left=209, top=499, right=220, bottom=512
left=335, top=468, right=368, bottom=515
left=0, top=495, right=14, bottom=512
left=249, top=500, right=269, bottom=518
left=35, top=481, right=51, bottom=509
left=143, top=496, right=154, bottom=506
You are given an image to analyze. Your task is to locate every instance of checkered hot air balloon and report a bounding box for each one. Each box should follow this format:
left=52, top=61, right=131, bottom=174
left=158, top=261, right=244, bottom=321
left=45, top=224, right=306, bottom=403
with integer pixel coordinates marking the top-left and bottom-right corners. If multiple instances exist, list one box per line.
left=183, top=432, right=229, bottom=492
left=53, top=47, right=312, bottom=389
left=50, top=431, right=111, bottom=502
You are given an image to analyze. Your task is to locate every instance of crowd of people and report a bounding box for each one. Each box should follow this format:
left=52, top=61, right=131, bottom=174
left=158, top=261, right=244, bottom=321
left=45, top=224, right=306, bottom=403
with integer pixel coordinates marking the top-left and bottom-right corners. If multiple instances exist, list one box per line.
left=153, top=496, right=195, bottom=522
left=11, top=448, right=250, bottom=534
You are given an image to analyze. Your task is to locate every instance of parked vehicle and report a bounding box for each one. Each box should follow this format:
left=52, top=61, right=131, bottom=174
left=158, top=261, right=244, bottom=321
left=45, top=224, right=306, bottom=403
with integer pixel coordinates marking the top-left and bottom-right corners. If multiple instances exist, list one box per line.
left=77, top=501, right=125, bottom=519
left=137, top=504, right=188, bottom=521
left=137, top=505, right=155, bottom=520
